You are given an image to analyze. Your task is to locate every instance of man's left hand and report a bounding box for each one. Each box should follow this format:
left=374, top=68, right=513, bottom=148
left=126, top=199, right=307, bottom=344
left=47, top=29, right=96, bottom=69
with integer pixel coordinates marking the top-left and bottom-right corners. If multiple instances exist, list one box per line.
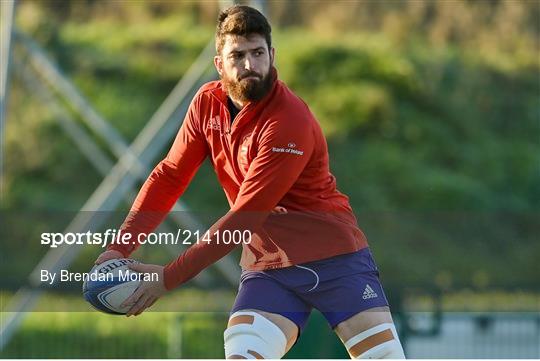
left=121, top=263, right=167, bottom=317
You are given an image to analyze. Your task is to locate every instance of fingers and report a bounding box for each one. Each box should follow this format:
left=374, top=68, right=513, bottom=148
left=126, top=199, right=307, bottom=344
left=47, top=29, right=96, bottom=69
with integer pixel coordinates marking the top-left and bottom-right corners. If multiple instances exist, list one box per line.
left=94, top=254, right=108, bottom=265
left=126, top=292, right=158, bottom=317
left=127, top=293, right=151, bottom=317
left=134, top=296, right=157, bottom=316
left=95, top=256, right=110, bottom=265
left=94, top=250, right=123, bottom=265
left=148, top=297, right=158, bottom=308
left=116, top=263, right=165, bottom=317
left=127, top=263, right=147, bottom=272
left=122, top=281, right=155, bottom=317
left=121, top=286, right=143, bottom=309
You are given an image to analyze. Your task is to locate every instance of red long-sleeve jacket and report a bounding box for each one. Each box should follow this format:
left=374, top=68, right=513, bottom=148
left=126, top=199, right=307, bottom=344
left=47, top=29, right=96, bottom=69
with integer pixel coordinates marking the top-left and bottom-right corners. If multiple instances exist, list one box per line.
left=108, top=69, right=368, bottom=289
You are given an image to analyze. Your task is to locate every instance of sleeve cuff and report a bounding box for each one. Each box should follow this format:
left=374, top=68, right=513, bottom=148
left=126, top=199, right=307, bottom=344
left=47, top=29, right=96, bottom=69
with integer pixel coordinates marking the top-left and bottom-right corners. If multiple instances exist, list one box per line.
left=163, top=262, right=181, bottom=290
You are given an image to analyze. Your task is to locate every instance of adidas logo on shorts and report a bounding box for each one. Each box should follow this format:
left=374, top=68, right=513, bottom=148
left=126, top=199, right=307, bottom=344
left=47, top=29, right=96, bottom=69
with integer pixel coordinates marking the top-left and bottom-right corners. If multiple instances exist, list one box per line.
left=362, top=284, right=378, bottom=300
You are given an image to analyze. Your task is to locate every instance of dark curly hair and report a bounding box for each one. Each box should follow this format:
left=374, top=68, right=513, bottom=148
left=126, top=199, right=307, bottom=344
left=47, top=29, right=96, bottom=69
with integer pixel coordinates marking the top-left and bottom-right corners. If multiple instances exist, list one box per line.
left=215, top=5, right=272, bottom=55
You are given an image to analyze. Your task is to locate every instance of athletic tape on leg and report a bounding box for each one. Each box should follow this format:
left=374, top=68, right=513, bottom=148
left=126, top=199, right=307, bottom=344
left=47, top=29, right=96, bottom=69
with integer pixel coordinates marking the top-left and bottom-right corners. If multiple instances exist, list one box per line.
left=344, top=322, right=405, bottom=359
left=224, top=311, right=288, bottom=359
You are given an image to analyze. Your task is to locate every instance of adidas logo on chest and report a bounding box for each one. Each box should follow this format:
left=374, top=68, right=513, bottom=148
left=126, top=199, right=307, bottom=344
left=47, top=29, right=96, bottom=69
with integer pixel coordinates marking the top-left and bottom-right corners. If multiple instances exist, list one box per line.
left=207, top=115, right=221, bottom=131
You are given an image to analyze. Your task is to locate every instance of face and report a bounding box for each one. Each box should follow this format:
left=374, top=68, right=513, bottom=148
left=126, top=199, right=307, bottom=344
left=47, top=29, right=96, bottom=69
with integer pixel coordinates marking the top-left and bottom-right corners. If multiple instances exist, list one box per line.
left=214, top=34, right=275, bottom=104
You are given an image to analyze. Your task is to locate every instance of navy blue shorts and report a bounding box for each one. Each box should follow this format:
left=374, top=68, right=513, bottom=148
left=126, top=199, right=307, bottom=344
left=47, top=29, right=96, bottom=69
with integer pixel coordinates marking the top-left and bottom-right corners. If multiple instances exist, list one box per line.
left=231, top=248, right=389, bottom=333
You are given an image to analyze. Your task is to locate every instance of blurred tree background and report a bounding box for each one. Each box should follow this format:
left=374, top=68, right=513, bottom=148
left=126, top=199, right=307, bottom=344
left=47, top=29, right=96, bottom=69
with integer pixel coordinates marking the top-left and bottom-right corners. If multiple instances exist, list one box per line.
left=2, top=0, right=539, bottom=292
left=1, top=0, right=539, bottom=358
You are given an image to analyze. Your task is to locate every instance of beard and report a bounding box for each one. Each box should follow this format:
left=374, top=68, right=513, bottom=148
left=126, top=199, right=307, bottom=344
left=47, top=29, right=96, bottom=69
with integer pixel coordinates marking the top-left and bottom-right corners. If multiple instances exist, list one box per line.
left=222, top=68, right=274, bottom=103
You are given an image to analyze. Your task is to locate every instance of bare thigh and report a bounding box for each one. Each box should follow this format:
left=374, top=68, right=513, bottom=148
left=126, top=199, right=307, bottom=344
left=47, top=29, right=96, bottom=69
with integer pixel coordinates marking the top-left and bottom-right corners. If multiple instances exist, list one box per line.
left=334, top=306, right=394, bottom=343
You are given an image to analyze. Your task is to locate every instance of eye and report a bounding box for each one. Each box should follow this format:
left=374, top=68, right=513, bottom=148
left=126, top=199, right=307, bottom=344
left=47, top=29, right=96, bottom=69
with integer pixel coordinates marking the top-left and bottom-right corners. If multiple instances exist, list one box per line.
left=254, top=50, right=264, bottom=56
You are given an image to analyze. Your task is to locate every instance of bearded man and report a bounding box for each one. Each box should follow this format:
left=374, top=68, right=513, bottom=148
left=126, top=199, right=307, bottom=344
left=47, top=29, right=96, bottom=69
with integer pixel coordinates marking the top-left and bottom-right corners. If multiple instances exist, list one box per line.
left=95, top=5, right=406, bottom=359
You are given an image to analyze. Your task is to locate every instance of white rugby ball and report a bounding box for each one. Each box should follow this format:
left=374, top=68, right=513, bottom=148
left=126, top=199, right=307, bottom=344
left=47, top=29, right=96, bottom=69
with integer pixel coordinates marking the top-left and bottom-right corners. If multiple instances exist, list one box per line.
left=83, top=258, right=140, bottom=314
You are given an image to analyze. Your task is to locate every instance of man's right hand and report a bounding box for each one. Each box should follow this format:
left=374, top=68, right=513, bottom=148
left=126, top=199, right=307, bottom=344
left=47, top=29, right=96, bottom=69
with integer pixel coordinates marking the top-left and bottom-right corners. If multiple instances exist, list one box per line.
left=95, top=250, right=124, bottom=265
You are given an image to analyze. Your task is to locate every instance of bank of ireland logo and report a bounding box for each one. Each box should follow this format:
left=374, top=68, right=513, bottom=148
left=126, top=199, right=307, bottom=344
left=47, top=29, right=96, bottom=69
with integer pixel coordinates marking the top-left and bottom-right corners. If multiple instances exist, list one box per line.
left=272, top=141, right=303, bottom=156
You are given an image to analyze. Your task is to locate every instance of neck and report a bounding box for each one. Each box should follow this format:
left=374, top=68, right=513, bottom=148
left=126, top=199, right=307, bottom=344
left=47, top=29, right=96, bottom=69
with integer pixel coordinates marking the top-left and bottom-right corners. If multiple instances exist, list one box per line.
left=229, top=96, right=245, bottom=110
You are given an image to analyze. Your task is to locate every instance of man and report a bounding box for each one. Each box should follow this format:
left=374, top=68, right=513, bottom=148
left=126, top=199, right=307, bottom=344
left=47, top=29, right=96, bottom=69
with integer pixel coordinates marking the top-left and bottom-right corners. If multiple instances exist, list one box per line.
left=96, top=5, right=405, bottom=359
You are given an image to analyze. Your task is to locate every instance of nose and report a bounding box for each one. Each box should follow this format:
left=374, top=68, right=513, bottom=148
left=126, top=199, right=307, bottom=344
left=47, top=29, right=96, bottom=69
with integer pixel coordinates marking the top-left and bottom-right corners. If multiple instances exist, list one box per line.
left=243, top=54, right=253, bottom=71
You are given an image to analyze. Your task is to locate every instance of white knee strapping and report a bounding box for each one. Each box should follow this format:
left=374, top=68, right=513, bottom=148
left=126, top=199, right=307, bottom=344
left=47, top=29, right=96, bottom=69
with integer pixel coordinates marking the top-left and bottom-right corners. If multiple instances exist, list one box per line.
left=344, top=323, right=405, bottom=359
left=224, top=311, right=288, bottom=359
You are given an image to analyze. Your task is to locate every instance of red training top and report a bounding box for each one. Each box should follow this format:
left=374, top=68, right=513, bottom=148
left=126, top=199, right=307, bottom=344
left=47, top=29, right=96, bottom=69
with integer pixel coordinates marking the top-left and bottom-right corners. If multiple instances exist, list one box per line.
left=108, top=68, right=368, bottom=290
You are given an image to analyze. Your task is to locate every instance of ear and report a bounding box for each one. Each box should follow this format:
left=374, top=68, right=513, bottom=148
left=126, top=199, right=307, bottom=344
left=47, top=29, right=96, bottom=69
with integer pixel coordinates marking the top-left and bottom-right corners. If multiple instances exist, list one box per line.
left=270, top=47, right=275, bottom=66
left=214, top=55, right=223, bottom=77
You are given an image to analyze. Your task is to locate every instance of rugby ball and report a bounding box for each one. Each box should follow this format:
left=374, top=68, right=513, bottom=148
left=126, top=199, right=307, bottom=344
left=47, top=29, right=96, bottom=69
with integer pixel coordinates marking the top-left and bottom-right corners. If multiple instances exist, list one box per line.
left=83, top=258, right=140, bottom=314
